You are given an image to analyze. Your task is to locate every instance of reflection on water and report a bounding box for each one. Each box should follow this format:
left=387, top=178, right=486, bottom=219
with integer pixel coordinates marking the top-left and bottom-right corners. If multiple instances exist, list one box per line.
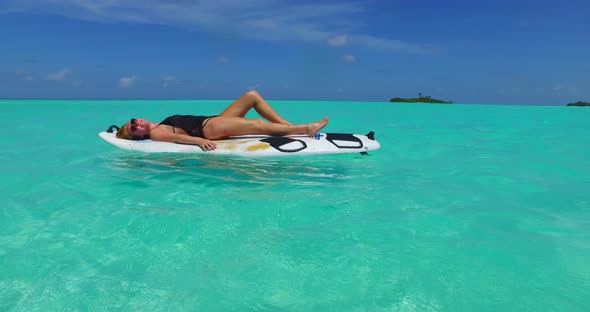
left=90, top=152, right=381, bottom=214
left=100, top=152, right=379, bottom=188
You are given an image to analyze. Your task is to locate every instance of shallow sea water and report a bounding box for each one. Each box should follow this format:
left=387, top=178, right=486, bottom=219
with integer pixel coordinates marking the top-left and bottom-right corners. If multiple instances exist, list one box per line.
left=1, top=100, right=589, bottom=311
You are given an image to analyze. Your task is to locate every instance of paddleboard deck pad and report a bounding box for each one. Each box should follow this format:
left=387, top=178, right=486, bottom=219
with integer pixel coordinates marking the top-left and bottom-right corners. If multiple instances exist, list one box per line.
left=98, top=131, right=380, bottom=157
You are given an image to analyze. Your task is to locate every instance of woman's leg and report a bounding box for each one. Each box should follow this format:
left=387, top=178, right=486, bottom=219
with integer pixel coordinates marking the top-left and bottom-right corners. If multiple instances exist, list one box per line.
left=219, top=90, right=292, bottom=125
left=204, top=116, right=328, bottom=139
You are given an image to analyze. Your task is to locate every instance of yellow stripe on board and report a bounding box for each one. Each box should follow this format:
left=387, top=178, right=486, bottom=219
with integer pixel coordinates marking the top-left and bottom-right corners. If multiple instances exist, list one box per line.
left=246, top=143, right=270, bottom=152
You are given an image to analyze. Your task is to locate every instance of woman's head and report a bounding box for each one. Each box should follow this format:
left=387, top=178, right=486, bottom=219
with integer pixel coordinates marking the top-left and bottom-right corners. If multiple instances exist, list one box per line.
left=116, top=118, right=150, bottom=140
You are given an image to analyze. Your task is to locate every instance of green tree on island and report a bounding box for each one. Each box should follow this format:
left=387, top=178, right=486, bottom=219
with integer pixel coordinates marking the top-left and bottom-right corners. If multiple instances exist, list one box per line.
left=390, top=93, right=452, bottom=104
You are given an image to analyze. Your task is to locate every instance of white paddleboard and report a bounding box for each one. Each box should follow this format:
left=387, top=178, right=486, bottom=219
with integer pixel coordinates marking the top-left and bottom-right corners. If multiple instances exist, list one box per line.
left=98, top=131, right=380, bottom=157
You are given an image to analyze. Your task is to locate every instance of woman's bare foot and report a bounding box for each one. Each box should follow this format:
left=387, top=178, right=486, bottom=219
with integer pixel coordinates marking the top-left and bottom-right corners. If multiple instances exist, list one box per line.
left=306, top=117, right=329, bottom=137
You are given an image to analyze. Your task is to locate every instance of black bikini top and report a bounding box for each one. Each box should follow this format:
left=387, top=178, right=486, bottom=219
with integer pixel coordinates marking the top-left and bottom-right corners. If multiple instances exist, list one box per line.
left=159, top=115, right=214, bottom=138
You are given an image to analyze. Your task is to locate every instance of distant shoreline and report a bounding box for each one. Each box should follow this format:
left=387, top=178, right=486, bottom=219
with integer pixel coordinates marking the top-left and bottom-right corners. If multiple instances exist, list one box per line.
left=566, top=101, right=590, bottom=106
left=389, top=96, right=452, bottom=104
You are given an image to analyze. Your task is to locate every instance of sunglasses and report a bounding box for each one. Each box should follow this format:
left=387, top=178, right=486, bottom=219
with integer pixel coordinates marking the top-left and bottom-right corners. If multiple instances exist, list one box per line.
left=130, top=118, right=137, bottom=132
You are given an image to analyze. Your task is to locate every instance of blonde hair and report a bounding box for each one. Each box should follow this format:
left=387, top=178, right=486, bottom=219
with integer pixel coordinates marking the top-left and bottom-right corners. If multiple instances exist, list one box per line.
left=116, top=123, right=136, bottom=140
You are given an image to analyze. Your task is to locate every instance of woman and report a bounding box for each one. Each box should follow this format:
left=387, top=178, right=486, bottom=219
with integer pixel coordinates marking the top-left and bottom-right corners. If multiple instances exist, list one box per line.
left=116, top=90, right=329, bottom=151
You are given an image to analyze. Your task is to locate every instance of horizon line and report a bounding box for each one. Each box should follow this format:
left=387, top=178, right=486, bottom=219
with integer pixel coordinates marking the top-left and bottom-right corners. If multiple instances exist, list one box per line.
left=0, top=97, right=570, bottom=106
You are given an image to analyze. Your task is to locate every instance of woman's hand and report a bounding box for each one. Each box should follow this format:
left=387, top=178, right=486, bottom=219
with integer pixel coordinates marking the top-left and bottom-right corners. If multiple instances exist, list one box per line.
left=199, top=139, right=217, bottom=151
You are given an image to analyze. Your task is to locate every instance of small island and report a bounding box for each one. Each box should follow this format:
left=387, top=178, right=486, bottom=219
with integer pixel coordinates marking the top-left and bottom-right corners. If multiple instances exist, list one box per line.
left=389, top=93, right=452, bottom=104
left=566, top=101, right=590, bottom=106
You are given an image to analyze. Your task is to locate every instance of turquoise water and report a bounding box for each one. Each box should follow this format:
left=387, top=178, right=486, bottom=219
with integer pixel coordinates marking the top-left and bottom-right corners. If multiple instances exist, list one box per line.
left=1, top=100, right=589, bottom=311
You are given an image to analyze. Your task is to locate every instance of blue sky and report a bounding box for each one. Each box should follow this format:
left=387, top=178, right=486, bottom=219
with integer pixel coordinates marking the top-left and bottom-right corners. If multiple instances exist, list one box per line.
left=0, top=0, right=588, bottom=105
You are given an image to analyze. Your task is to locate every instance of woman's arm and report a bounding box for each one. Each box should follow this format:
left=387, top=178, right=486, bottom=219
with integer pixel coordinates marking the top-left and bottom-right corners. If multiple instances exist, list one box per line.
left=151, top=130, right=217, bottom=151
